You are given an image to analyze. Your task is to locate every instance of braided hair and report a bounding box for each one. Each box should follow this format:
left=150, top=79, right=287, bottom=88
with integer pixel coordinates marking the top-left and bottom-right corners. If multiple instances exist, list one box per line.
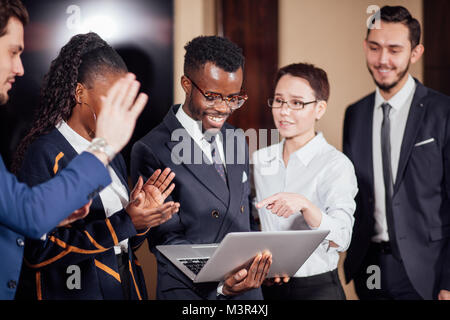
left=12, top=32, right=127, bottom=173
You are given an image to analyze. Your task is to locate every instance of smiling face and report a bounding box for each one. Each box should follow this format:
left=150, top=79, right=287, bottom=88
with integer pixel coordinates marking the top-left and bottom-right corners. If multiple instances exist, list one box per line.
left=272, top=74, right=326, bottom=144
left=0, top=17, right=24, bottom=105
left=364, top=21, right=423, bottom=98
left=181, top=62, right=243, bottom=133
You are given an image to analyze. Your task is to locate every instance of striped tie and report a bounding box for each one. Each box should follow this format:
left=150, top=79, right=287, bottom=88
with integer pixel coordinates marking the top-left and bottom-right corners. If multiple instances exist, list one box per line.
left=209, top=136, right=227, bottom=185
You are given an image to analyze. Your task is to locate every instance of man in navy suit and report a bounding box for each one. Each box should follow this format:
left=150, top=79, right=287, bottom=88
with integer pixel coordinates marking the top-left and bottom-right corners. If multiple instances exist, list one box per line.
left=343, top=6, right=450, bottom=300
left=131, top=36, right=272, bottom=300
left=0, top=0, right=148, bottom=299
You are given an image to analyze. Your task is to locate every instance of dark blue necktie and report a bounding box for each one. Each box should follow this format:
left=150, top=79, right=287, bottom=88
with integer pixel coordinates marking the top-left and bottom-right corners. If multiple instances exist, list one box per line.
left=381, top=103, right=401, bottom=260
left=208, top=136, right=227, bottom=185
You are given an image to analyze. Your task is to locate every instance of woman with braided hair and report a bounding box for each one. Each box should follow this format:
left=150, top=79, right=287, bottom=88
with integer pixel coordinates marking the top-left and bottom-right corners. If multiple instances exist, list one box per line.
left=13, top=32, right=179, bottom=300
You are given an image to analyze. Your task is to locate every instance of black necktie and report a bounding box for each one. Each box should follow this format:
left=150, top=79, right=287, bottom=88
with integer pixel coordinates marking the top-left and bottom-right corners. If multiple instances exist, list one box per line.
left=381, top=103, right=401, bottom=260
left=208, top=136, right=227, bottom=185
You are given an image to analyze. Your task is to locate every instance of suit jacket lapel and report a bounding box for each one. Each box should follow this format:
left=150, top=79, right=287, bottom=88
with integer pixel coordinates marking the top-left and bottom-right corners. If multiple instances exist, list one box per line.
left=362, top=94, right=375, bottom=199
left=164, top=105, right=230, bottom=206
left=51, top=129, right=107, bottom=222
left=223, top=127, right=243, bottom=199
left=214, top=127, right=246, bottom=240
left=109, top=157, right=130, bottom=194
left=394, top=81, right=428, bottom=194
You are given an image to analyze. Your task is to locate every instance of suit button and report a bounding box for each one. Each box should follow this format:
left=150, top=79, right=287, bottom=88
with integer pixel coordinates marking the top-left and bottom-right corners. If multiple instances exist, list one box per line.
left=211, top=210, right=220, bottom=219
left=16, top=238, right=24, bottom=247
left=240, top=205, right=244, bottom=213
left=7, top=280, right=16, bottom=289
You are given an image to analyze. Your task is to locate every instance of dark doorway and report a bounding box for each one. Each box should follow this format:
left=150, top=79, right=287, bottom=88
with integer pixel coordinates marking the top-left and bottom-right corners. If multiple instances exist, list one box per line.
left=0, top=0, right=173, bottom=172
left=423, top=0, right=450, bottom=95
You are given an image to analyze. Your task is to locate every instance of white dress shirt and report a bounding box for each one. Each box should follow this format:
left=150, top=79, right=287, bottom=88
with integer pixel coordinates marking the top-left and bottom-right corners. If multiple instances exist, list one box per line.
left=175, top=105, right=226, bottom=168
left=371, top=74, right=416, bottom=242
left=253, top=132, right=358, bottom=277
left=57, top=121, right=130, bottom=254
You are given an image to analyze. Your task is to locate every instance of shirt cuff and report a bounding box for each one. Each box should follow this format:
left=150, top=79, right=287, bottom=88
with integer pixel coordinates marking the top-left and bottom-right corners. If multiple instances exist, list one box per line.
left=315, top=211, right=344, bottom=249
left=315, top=210, right=332, bottom=231
left=217, top=280, right=225, bottom=296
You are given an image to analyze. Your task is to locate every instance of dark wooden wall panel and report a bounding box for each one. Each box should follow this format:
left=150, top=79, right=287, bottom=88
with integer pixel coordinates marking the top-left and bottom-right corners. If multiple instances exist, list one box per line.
left=217, top=0, right=278, bottom=133
left=424, top=0, right=450, bottom=96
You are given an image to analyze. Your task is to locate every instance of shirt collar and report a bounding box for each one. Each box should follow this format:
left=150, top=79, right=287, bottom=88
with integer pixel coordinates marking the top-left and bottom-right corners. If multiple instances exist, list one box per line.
left=175, top=104, right=211, bottom=144
left=264, top=132, right=327, bottom=167
left=291, top=132, right=327, bottom=166
left=56, top=120, right=91, bottom=154
left=375, top=74, right=416, bottom=111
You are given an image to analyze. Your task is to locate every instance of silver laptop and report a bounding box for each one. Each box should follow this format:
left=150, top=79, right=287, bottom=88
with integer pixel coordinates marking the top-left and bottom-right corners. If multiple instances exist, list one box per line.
left=156, top=230, right=329, bottom=283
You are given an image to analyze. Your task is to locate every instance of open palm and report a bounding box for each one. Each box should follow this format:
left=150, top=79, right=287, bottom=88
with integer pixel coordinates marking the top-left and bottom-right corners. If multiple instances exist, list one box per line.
left=126, top=168, right=179, bottom=230
left=131, top=168, right=175, bottom=209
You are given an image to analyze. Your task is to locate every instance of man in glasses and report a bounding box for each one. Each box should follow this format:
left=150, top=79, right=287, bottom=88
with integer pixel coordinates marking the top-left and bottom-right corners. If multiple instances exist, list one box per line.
left=131, top=35, right=271, bottom=300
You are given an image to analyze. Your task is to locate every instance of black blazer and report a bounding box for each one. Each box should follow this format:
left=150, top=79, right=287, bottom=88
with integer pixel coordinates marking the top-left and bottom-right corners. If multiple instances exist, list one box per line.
left=131, top=104, right=262, bottom=300
left=15, top=128, right=148, bottom=300
left=0, top=151, right=110, bottom=300
left=343, top=80, right=450, bottom=299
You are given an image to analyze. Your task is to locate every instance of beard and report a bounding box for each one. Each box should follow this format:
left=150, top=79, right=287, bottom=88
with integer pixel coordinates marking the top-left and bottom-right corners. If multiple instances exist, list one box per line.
left=0, top=92, right=8, bottom=105
left=367, top=60, right=410, bottom=93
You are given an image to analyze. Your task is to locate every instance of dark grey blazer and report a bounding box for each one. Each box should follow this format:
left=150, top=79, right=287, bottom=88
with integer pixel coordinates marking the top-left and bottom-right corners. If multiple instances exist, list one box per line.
left=343, top=79, right=450, bottom=299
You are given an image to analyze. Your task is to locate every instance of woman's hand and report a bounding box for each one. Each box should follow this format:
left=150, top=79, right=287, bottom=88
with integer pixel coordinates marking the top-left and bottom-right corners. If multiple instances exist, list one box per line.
left=256, top=192, right=322, bottom=228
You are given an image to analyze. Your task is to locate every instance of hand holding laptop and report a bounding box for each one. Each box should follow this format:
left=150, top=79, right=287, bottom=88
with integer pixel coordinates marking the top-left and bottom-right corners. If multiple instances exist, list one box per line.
left=157, top=230, right=329, bottom=287
left=222, top=250, right=272, bottom=296
left=264, top=276, right=290, bottom=286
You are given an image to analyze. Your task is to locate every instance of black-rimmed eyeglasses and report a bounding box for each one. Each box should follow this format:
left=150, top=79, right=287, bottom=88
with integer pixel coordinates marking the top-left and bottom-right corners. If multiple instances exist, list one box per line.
left=267, top=97, right=318, bottom=110
left=186, top=75, right=248, bottom=110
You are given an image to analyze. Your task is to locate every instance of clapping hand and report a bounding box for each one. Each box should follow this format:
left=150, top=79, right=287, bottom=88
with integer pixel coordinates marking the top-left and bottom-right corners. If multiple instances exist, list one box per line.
left=126, top=168, right=180, bottom=230
left=58, top=200, right=92, bottom=227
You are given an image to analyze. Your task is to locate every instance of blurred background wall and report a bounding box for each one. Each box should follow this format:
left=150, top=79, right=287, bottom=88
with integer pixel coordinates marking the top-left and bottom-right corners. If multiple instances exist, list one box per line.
left=3, top=0, right=449, bottom=300
left=0, top=0, right=174, bottom=170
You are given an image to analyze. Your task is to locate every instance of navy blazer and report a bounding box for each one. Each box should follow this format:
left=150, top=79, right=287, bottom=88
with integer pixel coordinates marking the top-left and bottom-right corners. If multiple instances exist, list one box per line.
left=131, top=105, right=262, bottom=300
left=14, top=128, right=148, bottom=300
left=0, top=149, right=111, bottom=299
left=343, top=80, right=450, bottom=299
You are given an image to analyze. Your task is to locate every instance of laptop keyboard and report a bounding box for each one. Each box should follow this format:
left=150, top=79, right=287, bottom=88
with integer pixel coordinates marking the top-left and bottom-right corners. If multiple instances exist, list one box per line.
left=179, top=258, right=209, bottom=275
